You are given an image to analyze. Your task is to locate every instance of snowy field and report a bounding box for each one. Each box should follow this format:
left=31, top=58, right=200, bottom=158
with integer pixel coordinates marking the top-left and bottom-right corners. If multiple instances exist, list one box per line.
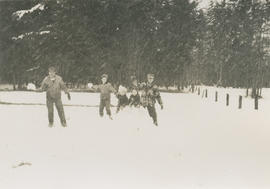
left=0, top=88, right=270, bottom=189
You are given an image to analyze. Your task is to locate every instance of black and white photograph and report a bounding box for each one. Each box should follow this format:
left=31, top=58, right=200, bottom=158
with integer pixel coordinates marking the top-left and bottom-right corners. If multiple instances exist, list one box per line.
left=0, top=0, right=270, bottom=188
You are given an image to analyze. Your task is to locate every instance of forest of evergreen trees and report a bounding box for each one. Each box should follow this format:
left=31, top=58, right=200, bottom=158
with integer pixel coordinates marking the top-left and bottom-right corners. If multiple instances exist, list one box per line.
left=0, top=0, right=269, bottom=93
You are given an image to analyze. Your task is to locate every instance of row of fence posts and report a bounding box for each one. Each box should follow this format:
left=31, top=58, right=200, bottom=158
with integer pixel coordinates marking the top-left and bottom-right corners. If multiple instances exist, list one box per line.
left=192, top=86, right=258, bottom=110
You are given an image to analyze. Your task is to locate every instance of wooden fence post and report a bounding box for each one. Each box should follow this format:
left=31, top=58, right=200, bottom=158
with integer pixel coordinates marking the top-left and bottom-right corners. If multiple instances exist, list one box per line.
left=238, top=95, right=242, bottom=109
left=215, top=91, right=218, bottom=102
left=255, top=95, right=258, bottom=110
left=226, top=94, right=229, bottom=106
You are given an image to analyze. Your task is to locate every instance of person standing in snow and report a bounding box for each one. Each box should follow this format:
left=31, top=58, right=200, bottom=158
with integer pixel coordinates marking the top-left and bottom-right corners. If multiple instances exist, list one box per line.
left=37, top=66, right=71, bottom=127
left=140, top=73, right=163, bottom=126
left=89, top=74, right=116, bottom=119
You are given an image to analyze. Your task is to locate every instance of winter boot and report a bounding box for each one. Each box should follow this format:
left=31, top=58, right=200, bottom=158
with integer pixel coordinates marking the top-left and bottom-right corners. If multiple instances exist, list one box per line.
left=153, top=118, right=158, bottom=126
left=61, top=122, right=67, bottom=127
left=48, top=123, right=54, bottom=128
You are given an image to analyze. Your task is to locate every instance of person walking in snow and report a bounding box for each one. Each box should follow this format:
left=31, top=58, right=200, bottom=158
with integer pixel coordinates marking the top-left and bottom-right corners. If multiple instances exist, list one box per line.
left=140, top=73, right=163, bottom=126
left=37, top=66, right=71, bottom=127
left=89, top=74, right=116, bottom=120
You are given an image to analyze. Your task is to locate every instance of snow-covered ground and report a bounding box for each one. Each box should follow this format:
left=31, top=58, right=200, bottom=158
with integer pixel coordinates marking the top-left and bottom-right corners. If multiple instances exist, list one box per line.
left=0, top=88, right=270, bottom=189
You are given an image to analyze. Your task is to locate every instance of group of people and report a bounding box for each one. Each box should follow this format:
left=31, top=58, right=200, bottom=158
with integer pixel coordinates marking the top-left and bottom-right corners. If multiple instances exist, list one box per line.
left=38, top=66, right=164, bottom=127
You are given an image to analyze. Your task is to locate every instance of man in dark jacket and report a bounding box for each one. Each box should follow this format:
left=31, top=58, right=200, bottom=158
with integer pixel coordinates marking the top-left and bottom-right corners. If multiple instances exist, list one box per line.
left=38, top=66, right=71, bottom=127
left=141, top=74, right=163, bottom=126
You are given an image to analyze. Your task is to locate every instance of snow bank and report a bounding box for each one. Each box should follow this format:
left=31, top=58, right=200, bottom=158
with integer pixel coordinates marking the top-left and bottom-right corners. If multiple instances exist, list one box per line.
left=0, top=91, right=270, bottom=189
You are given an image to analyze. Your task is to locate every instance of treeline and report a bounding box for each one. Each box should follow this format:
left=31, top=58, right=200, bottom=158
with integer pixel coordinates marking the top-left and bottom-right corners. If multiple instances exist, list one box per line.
left=0, top=0, right=269, bottom=93
left=200, top=0, right=270, bottom=96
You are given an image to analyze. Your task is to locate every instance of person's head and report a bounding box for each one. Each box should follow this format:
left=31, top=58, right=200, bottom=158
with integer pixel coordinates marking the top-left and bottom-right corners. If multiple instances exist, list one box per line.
left=131, top=76, right=137, bottom=86
left=147, top=73, right=154, bottom=84
left=101, top=74, right=108, bottom=84
left=118, top=85, right=127, bottom=96
left=132, top=89, right=138, bottom=96
left=48, top=66, right=56, bottom=79
left=132, top=79, right=138, bottom=86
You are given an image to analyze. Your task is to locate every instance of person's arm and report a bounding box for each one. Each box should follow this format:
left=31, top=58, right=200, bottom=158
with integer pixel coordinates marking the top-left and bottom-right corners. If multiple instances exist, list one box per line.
left=36, top=77, right=47, bottom=92
left=128, top=96, right=133, bottom=105
left=92, top=84, right=100, bottom=91
left=60, top=77, right=68, bottom=94
left=109, top=83, right=117, bottom=94
left=153, top=85, right=163, bottom=109
left=59, top=77, right=71, bottom=100
left=157, top=95, right=163, bottom=109
left=124, top=95, right=129, bottom=105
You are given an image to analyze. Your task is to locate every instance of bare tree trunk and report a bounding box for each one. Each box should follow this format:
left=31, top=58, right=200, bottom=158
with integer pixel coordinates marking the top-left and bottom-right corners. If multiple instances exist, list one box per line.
left=217, top=60, right=223, bottom=87
left=12, top=73, right=17, bottom=90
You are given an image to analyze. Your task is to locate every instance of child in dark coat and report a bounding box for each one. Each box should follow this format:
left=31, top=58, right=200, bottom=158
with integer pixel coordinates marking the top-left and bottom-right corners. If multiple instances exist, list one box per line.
left=90, top=74, right=116, bottom=119
left=129, top=76, right=141, bottom=107
left=129, top=89, right=141, bottom=107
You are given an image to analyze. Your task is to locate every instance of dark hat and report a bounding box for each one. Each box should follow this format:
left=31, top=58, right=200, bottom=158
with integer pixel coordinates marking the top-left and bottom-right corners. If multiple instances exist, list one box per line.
left=101, top=74, right=108, bottom=79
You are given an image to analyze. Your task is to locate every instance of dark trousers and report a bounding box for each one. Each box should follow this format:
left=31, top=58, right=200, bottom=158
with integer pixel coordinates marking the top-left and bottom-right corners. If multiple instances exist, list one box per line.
left=46, top=97, right=66, bottom=124
left=99, top=98, right=111, bottom=116
left=147, top=105, right=157, bottom=122
left=116, top=105, right=121, bottom=113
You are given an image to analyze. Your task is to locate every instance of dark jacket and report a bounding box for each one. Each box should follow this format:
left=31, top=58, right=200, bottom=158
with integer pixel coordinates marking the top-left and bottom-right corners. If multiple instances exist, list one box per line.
left=140, top=82, right=162, bottom=107
left=129, top=94, right=141, bottom=107
left=117, top=94, right=129, bottom=107
left=41, top=75, right=68, bottom=99
left=93, top=82, right=116, bottom=99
